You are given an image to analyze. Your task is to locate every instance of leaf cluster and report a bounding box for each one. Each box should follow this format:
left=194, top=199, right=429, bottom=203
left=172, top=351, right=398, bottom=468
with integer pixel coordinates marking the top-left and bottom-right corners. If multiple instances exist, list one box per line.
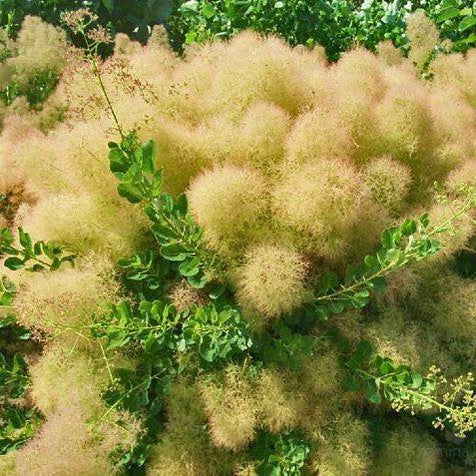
left=0, top=227, right=76, bottom=272
left=0, top=0, right=173, bottom=42
left=93, top=300, right=253, bottom=369
left=251, top=430, right=311, bottom=476
left=91, top=299, right=253, bottom=469
left=0, top=69, right=60, bottom=107
left=0, top=228, right=76, bottom=456
left=118, top=250, right=172, bottom=301
left=346, top=341, right=435, bottom=405
left=346, top=341, right=476, bottom=437
left=312, top=213, right=453, bottom=321
left=169, top=0, right=474, bottom=59
left=257, top=323, right=314, bottom=371
left=436, top=0, right=476, bottom=50
left=109, top=133, right=223, bottom=290
left=0, top=352, right=41, bottom=455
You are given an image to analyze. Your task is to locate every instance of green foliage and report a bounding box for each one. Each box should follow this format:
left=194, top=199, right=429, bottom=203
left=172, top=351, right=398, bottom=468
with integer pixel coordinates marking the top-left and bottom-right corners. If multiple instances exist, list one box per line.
left=0, top=0, right=173, bottom=42
left=99, top=0, right=173, bottom=42
left=90, top=300, right=252, bottom=469
left=8, top=24, right=472, bottom=472
left=2, top=0, right=473, bottom=60
left=169, top=0, right=475, bottom=59
left=0, top=352, right=41, bottom=455
left=0, top=353, right=29, bottom=400
left=118, top=250, right=172, bottom=301
left=0, top=228, right=76, bottom=456
left=92, top=300, right=253, bottom=368
left=0, top=406, right=41, bottom=455
left=436, top=0, right=476, bottom=50
left=100, top=363, right=170, bottom=471
left=0, top=274, right=15, bottom=308
left=252, top=430, right=311, bottom=475
left=311, top=208, right=471, bottom=321
left=99, top=124, right=475, bottom=469
left=0, top=227, right=73, bottom=339
left=453, top=249, right=476, bottom=279
left=0, top=69, right=60, bottom=107
left=346, top=341, right=476, bottom=438
left=0, top=0, right=82, bottom=37
left=0, top=227, right=76, bottom=272
left=109, top=132, right=223, bottom=289
left=258, top=323, right=314, bottom=371
left=108, top=134, right=162, bottom=204
left=0, top=292, right=31, bottom=342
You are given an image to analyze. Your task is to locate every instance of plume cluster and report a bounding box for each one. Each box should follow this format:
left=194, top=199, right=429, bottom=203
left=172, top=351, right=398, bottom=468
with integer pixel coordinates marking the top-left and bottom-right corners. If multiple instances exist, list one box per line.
left=0, top=11, right=475, bottom=475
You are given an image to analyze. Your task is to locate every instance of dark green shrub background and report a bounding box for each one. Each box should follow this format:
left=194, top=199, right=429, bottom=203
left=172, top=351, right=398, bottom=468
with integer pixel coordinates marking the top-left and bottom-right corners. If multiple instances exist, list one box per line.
left=1, top=0, right=475, bottom=59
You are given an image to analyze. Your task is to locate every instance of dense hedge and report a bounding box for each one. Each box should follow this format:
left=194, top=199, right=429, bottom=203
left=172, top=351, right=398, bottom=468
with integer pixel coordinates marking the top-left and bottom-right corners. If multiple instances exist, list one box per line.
left=0, top=0, right=172, bottom=41
left=2, top=0, right=476, bottom=59
left=170, top=0, right=446, bottom=59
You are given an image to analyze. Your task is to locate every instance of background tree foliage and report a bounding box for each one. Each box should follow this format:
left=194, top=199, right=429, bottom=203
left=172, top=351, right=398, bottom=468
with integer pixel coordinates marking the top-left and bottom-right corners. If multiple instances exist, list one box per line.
left=1, top=0, right=476, bottom=58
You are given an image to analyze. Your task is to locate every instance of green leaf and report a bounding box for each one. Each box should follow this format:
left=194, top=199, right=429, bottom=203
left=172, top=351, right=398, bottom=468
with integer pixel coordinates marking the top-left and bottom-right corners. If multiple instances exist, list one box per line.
left=380, top=228, right=395, bottom=249
left=441, top=0, right=458, bottom=7
left=185, top=31, right=197, bottom=44
left=188, top=273, right=208, bottom=289
left=160, top=194, right=174, bottom=213
left=411, top=371, right=423, bottom=389
left=368, top=391, right=382, bottom=404
left=401, top=219, right=417, bottom=236
left=370, top=276, right=388, bottom=293
left=364, top=255, right=377, bottom=269
left=0, top=227, right=14, bottom=247
left=318, top=271, right=339, bottom=294
left=348, top=340, right=373, bottom=369
left=117, top=182, right=144, bottom=204
left=0, top=292, right=14, bottom=306
left=18, top=228, right=32, bottom=249
left=459, top=15, right=476, bottom=31
left=344, top=265, right=358, bottom=285
left=460, top=7, right=473, bottom=16
left=12, top=353, right=26, bottom=374
left=419, top=213, right=430, bottom=228
left=385, top=248, right=402, bottom=265
left=116, top=301, right=133, bottom=321
left=175, top=194, right=188, bottom=216
left=107, top=332, right=130, bottom=350
left=109, top=148, right=129, bottom=175
left=365, top=379, right=382, bottom=404
left=202, top=2, right=216, bottom=18
left=457, top=32, right=476, bottom=43
left=201, top=348, right=215, bottom=362
left=151, top=223, right=178, bottom=241
left=328, top=301, right=345, bottom=314
left=161, top=243, right=189, bottom=261
left=437, top=6, right=460, bottom=22
left=4, top=257, right=25, bottom=271
left=178, top=257, right=201, bottom=277
left=379, top=360, right=394, bottom=375
left=141, top=140, right=157, bottom=174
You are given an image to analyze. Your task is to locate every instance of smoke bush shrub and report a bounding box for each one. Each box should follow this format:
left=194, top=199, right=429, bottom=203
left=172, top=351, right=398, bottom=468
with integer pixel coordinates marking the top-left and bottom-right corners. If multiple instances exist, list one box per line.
left=0, top=13, right=475, bottom=475
left=0, top=16, right=67, bottom=128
